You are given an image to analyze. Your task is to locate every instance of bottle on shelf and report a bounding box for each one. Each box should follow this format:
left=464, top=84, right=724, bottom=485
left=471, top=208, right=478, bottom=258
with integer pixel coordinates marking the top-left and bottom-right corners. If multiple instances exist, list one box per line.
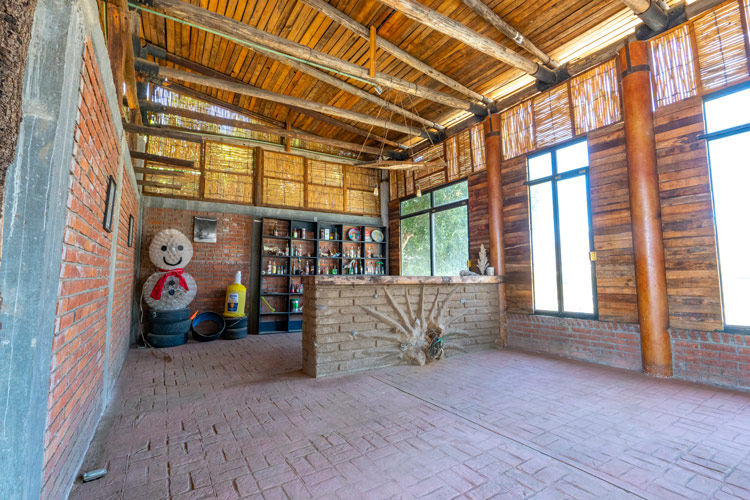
left=266, top=262, right=272, bottom=274
left=273, top=222, right=279, bottom=237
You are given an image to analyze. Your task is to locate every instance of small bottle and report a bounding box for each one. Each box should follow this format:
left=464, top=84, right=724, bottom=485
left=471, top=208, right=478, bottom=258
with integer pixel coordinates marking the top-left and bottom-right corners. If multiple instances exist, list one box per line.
left=273, top=222, right=279, bottom=237
left=267, top=262, right=272, bottom=274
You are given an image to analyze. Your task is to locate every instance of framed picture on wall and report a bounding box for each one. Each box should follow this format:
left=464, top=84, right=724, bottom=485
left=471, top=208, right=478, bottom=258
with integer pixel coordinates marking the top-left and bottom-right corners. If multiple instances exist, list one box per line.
left=103, top=175, right=117, bottom=233
left=194, top=217, right=217, bottom=243
left=127, top=214, right=134, bottom=247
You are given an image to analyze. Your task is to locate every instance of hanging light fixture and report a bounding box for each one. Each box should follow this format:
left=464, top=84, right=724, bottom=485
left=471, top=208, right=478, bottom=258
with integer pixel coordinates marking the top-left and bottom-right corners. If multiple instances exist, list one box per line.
left=416, top=181, right=422, bottom=198
left=373, top=184, right=379, bottom=197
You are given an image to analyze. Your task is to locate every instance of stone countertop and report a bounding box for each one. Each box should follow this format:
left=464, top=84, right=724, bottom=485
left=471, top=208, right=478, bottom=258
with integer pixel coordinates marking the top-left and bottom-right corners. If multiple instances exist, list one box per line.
left=301, top=275, right=504, bottom=285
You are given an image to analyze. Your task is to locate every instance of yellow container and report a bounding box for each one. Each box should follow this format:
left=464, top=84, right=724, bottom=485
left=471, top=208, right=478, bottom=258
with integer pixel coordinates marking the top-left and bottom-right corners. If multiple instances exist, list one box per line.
left=224, top=271, right=246, bottom=317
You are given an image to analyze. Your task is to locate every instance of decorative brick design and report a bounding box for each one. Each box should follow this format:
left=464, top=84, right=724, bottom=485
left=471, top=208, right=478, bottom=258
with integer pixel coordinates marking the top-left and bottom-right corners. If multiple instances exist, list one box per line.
left=302, top=280, right=502, bottom=377
left=506, top=314, right=642, bottom=370
left=140, top=206, right=253, bottom=315
left=671, top=329, right=750, bottom=391
left=43, top=40, right=127, bottom=500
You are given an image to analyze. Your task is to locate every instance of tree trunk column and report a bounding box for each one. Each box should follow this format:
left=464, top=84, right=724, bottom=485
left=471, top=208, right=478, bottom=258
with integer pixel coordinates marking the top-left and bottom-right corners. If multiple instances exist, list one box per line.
left=484, top=113, right=507, bottom=345
left=619, top=41, right=672, bottom=377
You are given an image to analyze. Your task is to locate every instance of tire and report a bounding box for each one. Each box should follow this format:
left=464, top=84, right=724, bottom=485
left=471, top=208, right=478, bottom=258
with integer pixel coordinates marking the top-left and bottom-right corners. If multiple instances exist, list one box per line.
left=222, top=326, right=248, bottom=340
left=191, top=312, right=225, bottom=342
left=146, top=332, right=187, bottom=348
left=150, top=319, right=192, bottom=335
left=223, top=316, right=247, bottom=329
left=148, top=308, right=191, bottom=324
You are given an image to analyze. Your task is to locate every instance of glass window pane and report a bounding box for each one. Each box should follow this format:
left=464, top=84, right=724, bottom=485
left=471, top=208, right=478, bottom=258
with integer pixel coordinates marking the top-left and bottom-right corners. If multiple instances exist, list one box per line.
left=557, top=176, right=595, bottom=314
left=400, top=213, right=431, bottom=276
left=529, top=183, right=559, bottom=311
left=704, top=87, right=750, bottom=133
left=433, top=206, right=469, bottom=276
left=433, top=181, right=469, bottom=207
left=528, top=153, right=552, bottom=181
left=556, top=141, right=589, bottom=174
left=401, top=195, right=430, bottom=216
left=708, top=131, right=750, bottom=326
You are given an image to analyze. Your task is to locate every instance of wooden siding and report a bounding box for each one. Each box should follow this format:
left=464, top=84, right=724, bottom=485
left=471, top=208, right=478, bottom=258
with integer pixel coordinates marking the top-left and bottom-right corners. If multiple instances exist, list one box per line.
left=388, top=199, right=400, bottom=276
left=468, top=170, right=489, bottom=273
left=501, top=155, right=532, bottom=314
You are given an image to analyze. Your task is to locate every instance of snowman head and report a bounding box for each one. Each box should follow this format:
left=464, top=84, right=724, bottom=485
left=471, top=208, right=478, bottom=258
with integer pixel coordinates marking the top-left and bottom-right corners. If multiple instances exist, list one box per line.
left=149, top=229, right=193, bottom=270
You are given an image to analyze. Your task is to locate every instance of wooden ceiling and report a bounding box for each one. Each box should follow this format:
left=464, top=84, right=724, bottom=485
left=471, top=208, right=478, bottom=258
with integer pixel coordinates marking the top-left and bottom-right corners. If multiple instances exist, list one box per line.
left=133, top=0, right=656, bottom=153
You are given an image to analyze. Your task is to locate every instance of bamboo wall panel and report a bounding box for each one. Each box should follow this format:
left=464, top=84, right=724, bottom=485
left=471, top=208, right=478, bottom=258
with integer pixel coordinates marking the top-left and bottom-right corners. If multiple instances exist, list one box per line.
left=470, top=123, right=487, bottom=172
left=345, top=166, right=380, bottom=216
left=693, top=2, right=749, bottom=92
left=143, top=135, right=201, bottom=198
left=501, top=155, right=533, bottom=313
left=446, top=129, right=472, bottom=181
left=307, top=160, right=344, bottom=212
left=654, top=96, right=723, bottom=330
left=570, top=59, right=622, bottom=136
left=588, top=123, right=638, bottom=322
left=501, top=100, right=534, bottom=160
left=650, top=25, right=699, bottom=108
left=204, top=141, right=254, bottom=203
left=468, top=170, right=489, bottom=273
left=262, top=151, right=305, bottom=208
left=532, top=86, right=573, bottom=149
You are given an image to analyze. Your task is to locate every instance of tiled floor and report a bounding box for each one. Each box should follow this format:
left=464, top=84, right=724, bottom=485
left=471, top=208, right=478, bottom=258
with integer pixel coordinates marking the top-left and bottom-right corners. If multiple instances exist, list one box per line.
left=70, top=334, right=750, bottom=500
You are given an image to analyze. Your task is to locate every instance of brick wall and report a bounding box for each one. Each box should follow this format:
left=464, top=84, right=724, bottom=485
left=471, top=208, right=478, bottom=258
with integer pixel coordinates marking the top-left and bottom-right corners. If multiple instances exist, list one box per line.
left=140, top=206, right=253, bottom=316
left=43, top=40, right=134, bottom=500
left=302, top=278, right=502, bottom=377
left=671, top=329, right=750, bottom=390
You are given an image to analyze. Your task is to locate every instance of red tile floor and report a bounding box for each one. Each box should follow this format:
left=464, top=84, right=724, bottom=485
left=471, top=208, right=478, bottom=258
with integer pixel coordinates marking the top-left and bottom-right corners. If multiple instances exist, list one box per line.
left=70, top=333, right=750, bottom=499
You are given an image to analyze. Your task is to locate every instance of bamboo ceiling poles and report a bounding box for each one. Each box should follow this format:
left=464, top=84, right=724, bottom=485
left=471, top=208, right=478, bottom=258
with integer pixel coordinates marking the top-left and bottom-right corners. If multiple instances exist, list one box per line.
left=129, top=0, right=486, bottom=114
left=376, top=0, right=562, bottom=85
left=460, top=0, right=559, bottom=70
left=619, top=41, right=672, bottom=377
left=299, top=0, right=493, bottom=106
left=619, top=0, right=670, bottom=32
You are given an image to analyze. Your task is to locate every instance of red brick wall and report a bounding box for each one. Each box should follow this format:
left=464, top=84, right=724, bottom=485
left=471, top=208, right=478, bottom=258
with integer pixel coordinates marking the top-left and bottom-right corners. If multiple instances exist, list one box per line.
left=140, top=207, right=253, bottom=316
left=671, top=329, right=750, bottom=390
left=43, top=40, right=130, bottom=499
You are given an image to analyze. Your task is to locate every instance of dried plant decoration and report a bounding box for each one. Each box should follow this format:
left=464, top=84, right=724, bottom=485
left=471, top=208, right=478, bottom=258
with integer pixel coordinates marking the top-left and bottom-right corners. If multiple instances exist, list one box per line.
left=477, top=244, right=490, bottom=275
left=359, top=285, right=470, bottom=366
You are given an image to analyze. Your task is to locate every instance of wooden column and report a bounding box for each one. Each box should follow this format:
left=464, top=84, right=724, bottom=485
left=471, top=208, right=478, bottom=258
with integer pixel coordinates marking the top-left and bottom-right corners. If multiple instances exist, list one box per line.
left=619, top=41, right=672, bottom=377
left=484, top=113, right=507, bottom=346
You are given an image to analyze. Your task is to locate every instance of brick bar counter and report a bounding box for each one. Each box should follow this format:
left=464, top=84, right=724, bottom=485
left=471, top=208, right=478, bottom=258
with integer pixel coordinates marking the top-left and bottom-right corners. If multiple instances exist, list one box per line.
left=301, top=275, right=504, bottom=377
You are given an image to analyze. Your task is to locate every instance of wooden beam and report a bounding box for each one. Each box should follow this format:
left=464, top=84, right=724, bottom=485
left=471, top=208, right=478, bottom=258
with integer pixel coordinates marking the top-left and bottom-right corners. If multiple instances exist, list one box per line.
left=133, top=166, right=185, bottom=177
left=369, top=25, right=377, bottom=79
left=137, top=0, right=484, bottom=113
left=140, top=101, right=387, bottom=156
left=138, top=60, right=430, bottom=139
left=619, top=0, right=669, bottom=33
left=376, top=0, right=557, bottom=84
left=124, top=123, right=365, bottom=165
left=355, top=160, right=447, bottom=170
left=130, top=150, right=196, bottom=168
left=460, top=0, right=559, bottom=69
left=300, top=0, right=493, bottom=106
left=285, top=121, right=291, bottom=153
left=138, top=180, right=182, bottom=190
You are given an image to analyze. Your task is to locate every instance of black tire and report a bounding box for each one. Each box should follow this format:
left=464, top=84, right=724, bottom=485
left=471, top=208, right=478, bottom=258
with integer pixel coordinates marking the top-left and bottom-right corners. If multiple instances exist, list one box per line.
left=146, top=332, right=187, bottom=348
left=148, top=308, right=191, bottom=324
left=150, top=319, right=192, bottom=335
left=223, top=316, right=247, bottom=329
left=222, top=326, right=248, bottom=340
left=191, top=312, right=225, bottom=343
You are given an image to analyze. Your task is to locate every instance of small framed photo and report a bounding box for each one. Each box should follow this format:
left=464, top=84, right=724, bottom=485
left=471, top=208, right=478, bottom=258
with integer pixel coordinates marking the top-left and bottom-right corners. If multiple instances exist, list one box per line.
left=127, top=214, right=134, bottom=247
left=103, top=175, right=117, bottom=233
left=194, top=216, right=217, bottom=243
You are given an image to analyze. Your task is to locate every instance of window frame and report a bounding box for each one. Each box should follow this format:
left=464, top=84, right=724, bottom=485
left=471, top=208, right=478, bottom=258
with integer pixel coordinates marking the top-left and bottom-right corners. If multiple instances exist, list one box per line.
left=526, top=138, right=598, bottom=319
left=701, top=81, right=750, bottom=332
left=399, top=179, right=470, bottom=276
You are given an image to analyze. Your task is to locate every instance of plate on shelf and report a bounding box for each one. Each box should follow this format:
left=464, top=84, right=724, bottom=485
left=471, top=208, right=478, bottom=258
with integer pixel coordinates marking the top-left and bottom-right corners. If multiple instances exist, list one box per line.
left=347, top=228, right=361, bottom=241
left=371, top=229, right=384, bottom=243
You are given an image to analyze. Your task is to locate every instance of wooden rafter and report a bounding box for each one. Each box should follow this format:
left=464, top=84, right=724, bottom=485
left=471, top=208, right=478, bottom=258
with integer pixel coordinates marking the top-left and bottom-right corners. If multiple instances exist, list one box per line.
left=356, top=159, right=447, bottom=170
left=130, top=151, right=195, bottom=168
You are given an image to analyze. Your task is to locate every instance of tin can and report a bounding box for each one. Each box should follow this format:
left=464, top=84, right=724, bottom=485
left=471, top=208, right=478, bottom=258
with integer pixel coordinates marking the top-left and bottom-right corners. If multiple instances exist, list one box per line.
left=291, top=298, right=300, bottom=312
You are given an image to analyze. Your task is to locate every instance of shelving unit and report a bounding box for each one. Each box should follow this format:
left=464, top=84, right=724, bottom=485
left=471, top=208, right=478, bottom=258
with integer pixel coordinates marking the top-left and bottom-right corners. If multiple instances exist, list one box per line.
left=258, top=217, right=387, bottom=334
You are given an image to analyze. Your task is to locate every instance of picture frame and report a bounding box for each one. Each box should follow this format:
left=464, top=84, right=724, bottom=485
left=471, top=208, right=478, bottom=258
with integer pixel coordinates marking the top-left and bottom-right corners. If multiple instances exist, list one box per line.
left=127, top=214, right=134, bottom=247
left=103, top=175, right=117, bottom=233
left=194, top=216, right=218, bottom=243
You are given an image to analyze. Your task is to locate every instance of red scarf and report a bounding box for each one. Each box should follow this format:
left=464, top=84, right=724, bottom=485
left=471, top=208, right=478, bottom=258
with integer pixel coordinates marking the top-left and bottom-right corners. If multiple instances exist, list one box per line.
left=150, top=268, right=189, bottom=300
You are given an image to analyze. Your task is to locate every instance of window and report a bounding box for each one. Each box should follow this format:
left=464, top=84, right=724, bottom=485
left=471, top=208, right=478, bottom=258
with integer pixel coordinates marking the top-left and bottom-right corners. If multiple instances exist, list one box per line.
left=528, top=140, right=596, bottom=316
left=400, top=181, right=469, bottom=276
left=703, top=85, right=750, bottom=328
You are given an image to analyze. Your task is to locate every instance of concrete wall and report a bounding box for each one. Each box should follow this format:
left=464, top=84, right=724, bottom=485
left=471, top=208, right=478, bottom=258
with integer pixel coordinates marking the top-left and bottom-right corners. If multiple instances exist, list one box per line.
left=0, top=1, right=140, bottom=499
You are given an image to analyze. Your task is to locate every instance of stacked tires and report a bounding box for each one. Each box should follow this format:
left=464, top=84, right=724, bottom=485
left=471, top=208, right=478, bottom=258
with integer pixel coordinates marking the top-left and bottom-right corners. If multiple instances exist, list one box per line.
left=223, top=315, right=248, bottom=339
left=147, top=307, right=191, bottom=347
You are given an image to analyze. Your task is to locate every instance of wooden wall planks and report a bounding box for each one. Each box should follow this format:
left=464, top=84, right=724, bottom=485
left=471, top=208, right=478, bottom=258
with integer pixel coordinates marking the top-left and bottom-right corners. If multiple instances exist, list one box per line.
left=388, top=199, right=400, bottom=276
left=468, top=170, right=489, bottom=272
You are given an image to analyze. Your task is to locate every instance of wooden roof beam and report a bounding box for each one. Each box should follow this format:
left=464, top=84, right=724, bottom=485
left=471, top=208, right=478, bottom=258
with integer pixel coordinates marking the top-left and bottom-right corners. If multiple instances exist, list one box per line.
left=619, top=0, right=687, bottom=40
left=460, top=0, right=560, bottom=70
left=136, top=59, right=436, bottom=140
left=143, top=43, right=444, bottom=132
left=376, top=0, right=567, bottom=86
left=299, top=0, right=493, bottom=106
left=132, top=0, right=487, bottom=114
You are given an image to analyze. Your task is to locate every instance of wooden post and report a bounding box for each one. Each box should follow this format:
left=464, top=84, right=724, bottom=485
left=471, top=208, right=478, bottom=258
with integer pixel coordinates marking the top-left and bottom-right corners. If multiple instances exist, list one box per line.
left=619, top=41, right=672, bottom=377
left=254, top=147, right=264, bottom=206
left=484, top=113, right=507, bottom=346
left=285, top=121, right=291, bottom=152
left=198, top=139, right=206, bottom=199
left=369, top=26, right=377, bottom=78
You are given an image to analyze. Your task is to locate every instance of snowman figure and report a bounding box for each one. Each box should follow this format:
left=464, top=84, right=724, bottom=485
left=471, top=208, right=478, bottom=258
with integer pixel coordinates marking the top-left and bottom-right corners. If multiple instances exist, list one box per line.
left=143, top=229, right=197, bottom=311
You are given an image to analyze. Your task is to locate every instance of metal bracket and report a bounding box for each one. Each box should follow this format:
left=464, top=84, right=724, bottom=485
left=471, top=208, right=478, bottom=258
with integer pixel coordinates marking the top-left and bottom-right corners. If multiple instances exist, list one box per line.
left=635, top=3, right=687, bottom=40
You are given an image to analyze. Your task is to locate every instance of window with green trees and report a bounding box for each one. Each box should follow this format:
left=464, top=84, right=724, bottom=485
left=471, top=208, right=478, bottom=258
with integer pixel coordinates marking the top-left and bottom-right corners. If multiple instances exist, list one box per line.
left=400, top=181, right=469, bottom=276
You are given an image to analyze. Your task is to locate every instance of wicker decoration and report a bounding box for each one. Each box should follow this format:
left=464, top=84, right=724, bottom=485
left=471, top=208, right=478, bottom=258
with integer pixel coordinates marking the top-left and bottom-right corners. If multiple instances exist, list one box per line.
left=144, top=229, right=197, bottom=311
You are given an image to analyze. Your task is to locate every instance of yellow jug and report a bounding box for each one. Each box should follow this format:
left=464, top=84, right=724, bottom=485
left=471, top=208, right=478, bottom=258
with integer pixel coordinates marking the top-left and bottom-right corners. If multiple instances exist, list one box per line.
left=224, top=271, right=246, bottom=317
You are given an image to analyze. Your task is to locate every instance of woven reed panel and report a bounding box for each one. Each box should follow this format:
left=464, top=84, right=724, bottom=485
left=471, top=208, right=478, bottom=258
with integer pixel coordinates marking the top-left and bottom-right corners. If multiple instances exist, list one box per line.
left=307, top=160, right=344, bottom=211
left=694, top=1, right=749, bottom=92
left=470, top=123, right=486, bottom=172
left=570, top=59, right=622, bottom=136
left=204, top=141, right=254, bottom=203
left=501, top=100, right=534, bottom=160
left=413, top=143, right=447, bottom=191
left=143, top=136, right=201, bottom=198
left=533, top=86, right=573, bottom=149
left=345, top=166, right=379, bottom=216
left=650, top=25, right=698, bottom=108
left=262, top=151, right=304, bottom=208
left=446, top=129, right=472, bottom=182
